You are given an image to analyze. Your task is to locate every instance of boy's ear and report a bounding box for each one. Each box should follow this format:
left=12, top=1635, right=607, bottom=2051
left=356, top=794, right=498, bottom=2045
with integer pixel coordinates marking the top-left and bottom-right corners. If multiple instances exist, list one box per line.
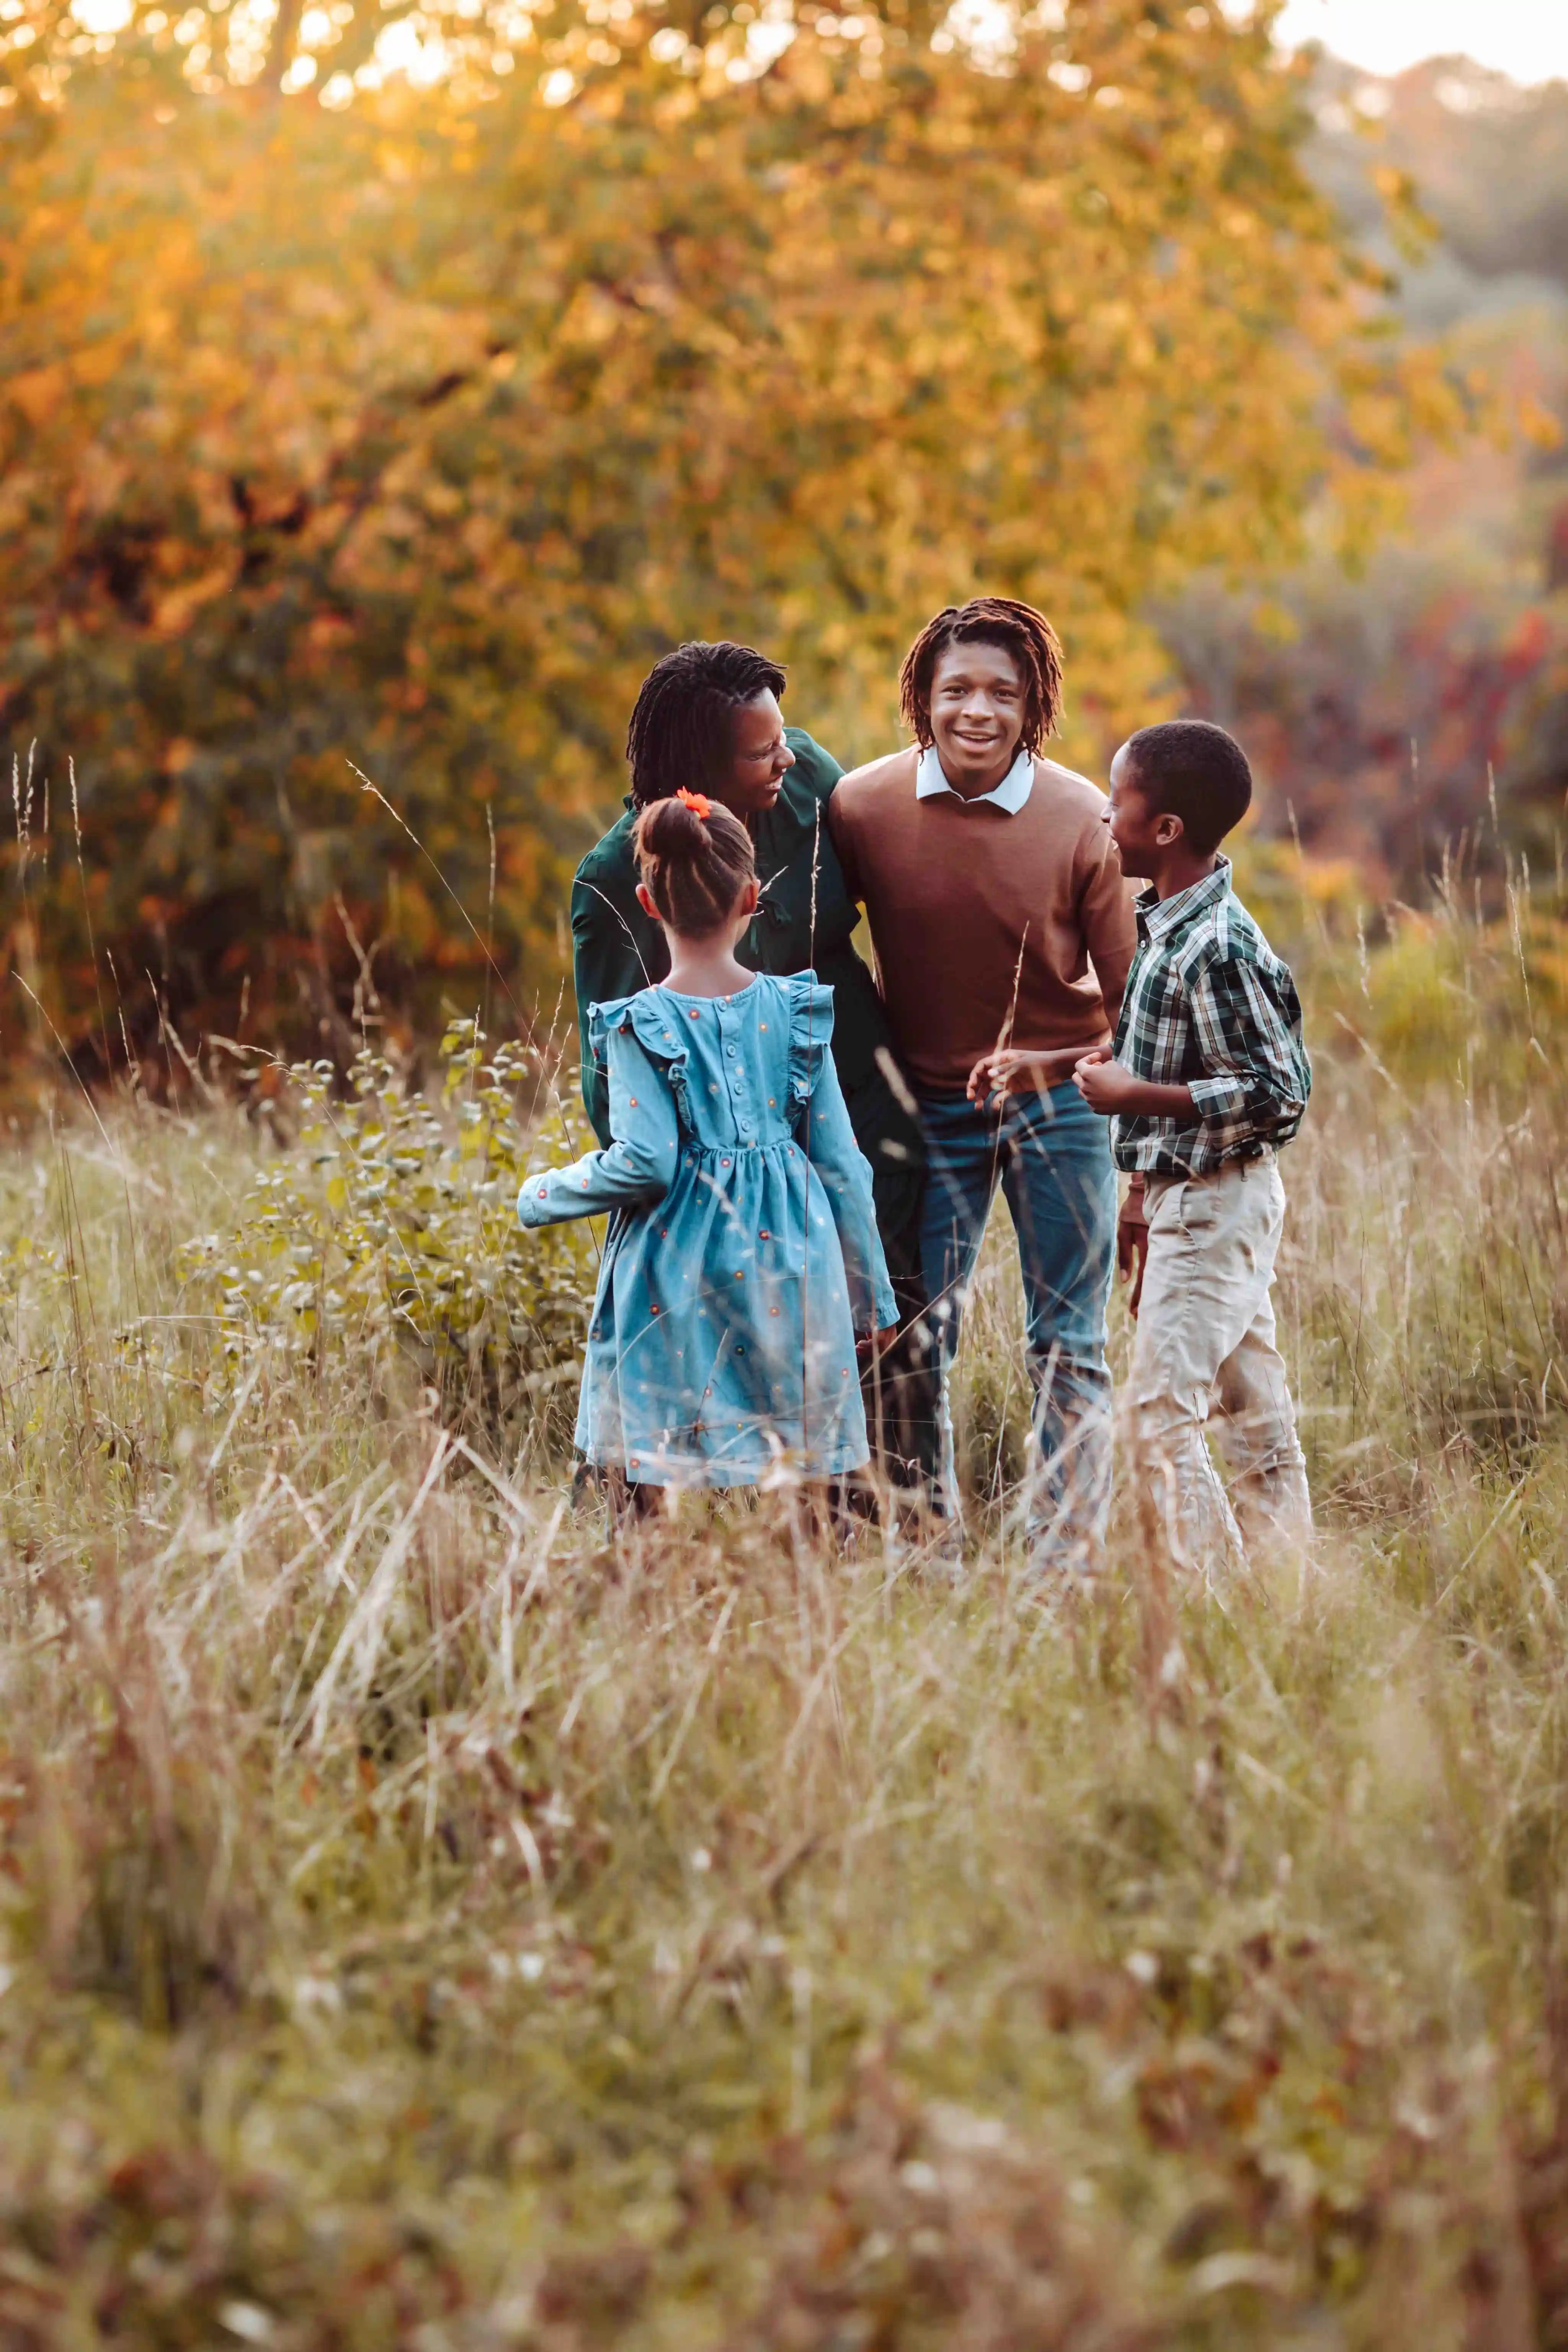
left=1153, top=809, right=1184, bottom=848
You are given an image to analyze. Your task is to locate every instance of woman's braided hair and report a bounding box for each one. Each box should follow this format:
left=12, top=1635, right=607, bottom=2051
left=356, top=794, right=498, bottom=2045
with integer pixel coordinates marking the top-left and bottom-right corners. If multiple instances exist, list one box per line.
left=633, top=791, right=756, bottom=938
left=626, top=640, right=787, bottom=807
left=898, top=596, right=1065, bottom=756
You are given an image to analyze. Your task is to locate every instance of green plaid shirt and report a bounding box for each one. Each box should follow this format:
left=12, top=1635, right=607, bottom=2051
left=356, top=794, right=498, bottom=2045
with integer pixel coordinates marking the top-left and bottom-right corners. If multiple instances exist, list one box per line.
left=1110, top=856, right=1310, bottom=1177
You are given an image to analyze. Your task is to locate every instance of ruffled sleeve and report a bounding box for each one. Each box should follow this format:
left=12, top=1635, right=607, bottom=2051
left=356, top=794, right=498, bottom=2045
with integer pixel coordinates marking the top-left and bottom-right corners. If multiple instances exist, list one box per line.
left=570, top=824, right=660, bottom=1149
left=595, top=993, right=693, bottom=1117
left=786, top=972, right=837, bottom=1105
left=786, top=973, right=897, bottom=1334
left=518, top=994, right=680, bottom=1229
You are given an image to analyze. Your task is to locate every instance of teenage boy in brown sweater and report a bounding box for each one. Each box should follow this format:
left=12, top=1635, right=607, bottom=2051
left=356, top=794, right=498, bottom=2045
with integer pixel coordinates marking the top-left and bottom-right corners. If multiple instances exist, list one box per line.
left=829, top=598, right=1141, bottom=1566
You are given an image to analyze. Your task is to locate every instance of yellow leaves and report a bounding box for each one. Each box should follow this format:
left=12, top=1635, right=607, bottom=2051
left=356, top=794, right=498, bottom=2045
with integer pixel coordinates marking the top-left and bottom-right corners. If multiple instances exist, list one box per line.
left=557, top=281, right=622, bottom=348
left=1370, top=162, right=1415, bottom=207
left=775, top=39, right=831, bottom=105
left=0, top=14, right=1466, bottom=1045
left=150, top=561, right=234, bottom=636
left=1517, top=392, right=1562, bottom=454
left=6, top=360, right=70, bottom=426
left=1248, top=598, right=1301, bottom=647
left=386, top=874, right=439, bottom=957
left=291, top=278, right=353, bottom=325
left=69, top=335, right=124, bottom=387
left=1297, top=855, right=1361, bottom=908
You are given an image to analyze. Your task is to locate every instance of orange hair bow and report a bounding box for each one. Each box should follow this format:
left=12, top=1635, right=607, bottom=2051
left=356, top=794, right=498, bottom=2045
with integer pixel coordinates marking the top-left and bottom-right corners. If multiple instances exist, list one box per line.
left=675, top=786, right=712, bottom=818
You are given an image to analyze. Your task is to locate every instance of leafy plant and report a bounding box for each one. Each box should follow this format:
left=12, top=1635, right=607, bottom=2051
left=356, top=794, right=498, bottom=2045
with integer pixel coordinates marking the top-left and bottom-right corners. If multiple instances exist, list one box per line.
left=178, top=1019, right=595, bottom=1449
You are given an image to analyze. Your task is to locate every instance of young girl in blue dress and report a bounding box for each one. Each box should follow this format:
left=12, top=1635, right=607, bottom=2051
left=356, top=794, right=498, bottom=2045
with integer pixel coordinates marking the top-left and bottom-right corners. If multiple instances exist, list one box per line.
left=518, top=789, right=898, bottom=1496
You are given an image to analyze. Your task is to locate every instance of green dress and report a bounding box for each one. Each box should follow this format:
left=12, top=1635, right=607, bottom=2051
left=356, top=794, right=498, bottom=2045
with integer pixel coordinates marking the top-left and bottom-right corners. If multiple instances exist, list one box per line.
left=569, top=730, right=925, bottom=1243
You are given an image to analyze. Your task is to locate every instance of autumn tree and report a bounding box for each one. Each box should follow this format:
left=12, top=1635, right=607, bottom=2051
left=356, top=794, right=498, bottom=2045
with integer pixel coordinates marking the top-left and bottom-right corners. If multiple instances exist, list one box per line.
left=0, top=0, right=1459, bottom=1068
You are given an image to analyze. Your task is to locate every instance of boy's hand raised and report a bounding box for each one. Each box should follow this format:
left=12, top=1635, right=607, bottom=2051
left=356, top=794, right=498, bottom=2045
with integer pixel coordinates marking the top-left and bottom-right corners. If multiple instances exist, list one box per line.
left=967, top=1045, right=1082, bottom=1106
left=1073, top=1049, right=1140, bottom=1113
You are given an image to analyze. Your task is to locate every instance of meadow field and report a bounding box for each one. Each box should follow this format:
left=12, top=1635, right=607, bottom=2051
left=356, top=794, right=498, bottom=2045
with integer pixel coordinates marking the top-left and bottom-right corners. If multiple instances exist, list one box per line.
left=0, top=875, right=1563, bottom=2350
left=7, top=0, right=1568, bottom=2334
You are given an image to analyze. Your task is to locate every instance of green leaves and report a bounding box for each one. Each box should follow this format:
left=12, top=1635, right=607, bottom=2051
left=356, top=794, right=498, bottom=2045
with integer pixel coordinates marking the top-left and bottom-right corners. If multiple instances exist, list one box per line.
left=179, top=1025, right=595, bottom=1441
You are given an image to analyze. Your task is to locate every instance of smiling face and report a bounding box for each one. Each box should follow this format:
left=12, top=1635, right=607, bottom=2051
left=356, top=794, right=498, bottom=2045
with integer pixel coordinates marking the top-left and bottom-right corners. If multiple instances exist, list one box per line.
left=1105, top=742, right=1179, bottom=874
left=927, top=639, right=1027, bottom=793
left=709, top=692, right=796, bottom=819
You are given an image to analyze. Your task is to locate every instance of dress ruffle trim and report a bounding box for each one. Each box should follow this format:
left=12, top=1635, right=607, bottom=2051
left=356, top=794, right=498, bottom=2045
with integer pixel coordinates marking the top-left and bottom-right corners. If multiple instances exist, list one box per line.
left=785, top=973, right=836, bottom=1106
left=588, top=979, right=836, bottom=1117
left=588, top=992, right=696, bottom=1113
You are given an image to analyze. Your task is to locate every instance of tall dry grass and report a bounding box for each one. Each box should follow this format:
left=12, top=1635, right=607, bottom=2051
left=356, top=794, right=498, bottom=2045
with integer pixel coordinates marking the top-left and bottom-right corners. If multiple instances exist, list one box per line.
left=0, top=873, right=1564, bottom=2347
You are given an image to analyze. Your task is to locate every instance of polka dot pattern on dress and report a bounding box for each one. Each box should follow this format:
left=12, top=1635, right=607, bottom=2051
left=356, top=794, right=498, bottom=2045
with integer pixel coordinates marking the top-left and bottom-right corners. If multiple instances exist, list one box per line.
left=555, top=970, right=889, bottom=1490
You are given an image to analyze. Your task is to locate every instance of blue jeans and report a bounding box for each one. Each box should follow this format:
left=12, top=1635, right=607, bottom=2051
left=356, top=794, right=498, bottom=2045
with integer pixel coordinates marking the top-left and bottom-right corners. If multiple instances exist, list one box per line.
left=918, top=1083, right=1116, bottom=1562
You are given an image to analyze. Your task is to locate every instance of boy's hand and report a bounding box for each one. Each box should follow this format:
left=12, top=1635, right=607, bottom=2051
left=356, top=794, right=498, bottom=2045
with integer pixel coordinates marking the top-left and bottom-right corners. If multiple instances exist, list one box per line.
left=1117, top=1179, right=1149, bottom=1319
left=1072, top=1048, right=1139, bottom=1113
left=967, top=1046, right=1080, bottom=1106
left=1074, top=1058, right=1197, bottom=1123
left=858, top=1326, right=901, bottom=1360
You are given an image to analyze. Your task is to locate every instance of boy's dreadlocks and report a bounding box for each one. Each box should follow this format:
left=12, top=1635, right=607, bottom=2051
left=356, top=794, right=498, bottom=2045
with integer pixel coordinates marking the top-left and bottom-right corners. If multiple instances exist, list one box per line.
left=898, top=598, right=1065, bottom=756
left=626, top=641, right=787, bottom=808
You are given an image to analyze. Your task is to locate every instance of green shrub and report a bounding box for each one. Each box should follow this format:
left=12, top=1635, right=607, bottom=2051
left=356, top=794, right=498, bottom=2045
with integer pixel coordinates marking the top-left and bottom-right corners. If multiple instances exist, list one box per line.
left=178, top=1020, right=596, bottom=1453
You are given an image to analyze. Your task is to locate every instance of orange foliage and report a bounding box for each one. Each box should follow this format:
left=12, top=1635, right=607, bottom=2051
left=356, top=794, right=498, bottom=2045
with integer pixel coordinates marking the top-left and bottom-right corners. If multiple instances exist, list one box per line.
left=0, top=0, right=1460, bottom=1070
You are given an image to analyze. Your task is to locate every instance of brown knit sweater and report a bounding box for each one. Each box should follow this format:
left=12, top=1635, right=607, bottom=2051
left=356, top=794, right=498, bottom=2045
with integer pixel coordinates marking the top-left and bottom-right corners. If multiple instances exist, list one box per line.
left=827, top=748, right=1137, bottom=1095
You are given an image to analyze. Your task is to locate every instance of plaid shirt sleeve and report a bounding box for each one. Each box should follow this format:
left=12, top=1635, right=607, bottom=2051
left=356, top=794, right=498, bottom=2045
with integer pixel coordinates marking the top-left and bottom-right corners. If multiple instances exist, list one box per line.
left=1186, top=952, right=1310, bottom=1129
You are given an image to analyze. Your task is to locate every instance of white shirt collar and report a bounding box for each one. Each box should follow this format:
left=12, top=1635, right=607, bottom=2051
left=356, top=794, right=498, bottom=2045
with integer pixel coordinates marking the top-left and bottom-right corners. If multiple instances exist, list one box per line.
left=915, top=742, right=1034, bottom=814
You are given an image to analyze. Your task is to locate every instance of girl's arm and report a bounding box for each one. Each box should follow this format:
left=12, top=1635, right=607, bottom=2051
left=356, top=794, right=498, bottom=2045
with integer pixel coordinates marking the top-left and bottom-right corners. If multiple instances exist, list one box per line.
left=518, top=1021, right=678, bottom=1228
left=794, top=1043, right=898, bottom=1335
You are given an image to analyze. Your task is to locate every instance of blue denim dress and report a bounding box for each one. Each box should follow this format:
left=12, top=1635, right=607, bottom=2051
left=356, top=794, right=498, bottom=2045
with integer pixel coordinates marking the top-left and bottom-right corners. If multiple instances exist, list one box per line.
left=518, top=972, right=896, bottom=1486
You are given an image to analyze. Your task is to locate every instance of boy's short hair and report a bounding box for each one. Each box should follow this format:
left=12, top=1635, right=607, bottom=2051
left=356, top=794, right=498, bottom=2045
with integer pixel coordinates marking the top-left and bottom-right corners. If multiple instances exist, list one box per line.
left=1124, top=719, right=1252, bottom=854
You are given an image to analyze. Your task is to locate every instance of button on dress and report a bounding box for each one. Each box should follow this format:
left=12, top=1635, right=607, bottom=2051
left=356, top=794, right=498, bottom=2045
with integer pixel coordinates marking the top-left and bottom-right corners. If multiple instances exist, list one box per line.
left=518, top=972, right=896, bottom=1486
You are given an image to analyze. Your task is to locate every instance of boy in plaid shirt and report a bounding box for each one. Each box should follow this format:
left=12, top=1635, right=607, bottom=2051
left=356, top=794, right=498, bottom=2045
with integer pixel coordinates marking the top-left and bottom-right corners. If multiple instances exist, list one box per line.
left=971, top=718, right=1313, bottom=1571
left=1071, top=718, right=1312, bottom=1570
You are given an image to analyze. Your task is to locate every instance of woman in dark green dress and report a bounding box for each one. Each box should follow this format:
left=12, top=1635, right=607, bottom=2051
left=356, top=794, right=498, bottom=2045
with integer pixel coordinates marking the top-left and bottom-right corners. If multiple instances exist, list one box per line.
left=570, top=639, right=936, bottom=1491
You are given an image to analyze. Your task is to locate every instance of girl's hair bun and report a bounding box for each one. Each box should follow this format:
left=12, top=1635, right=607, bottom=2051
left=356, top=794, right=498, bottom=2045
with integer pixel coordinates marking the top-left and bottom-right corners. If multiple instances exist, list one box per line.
left=634, top=791, right=755, bottom=938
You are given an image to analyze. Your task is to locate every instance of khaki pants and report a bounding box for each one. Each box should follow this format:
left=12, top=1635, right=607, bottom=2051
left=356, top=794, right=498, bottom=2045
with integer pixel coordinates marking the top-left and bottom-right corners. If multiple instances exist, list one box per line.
left=1130, top=1154, right=1310, bottom=1574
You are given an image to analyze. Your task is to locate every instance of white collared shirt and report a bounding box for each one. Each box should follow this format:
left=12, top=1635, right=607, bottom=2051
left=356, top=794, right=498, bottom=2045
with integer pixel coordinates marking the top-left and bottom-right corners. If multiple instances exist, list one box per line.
left=914, top=742, right=1035, bottom=814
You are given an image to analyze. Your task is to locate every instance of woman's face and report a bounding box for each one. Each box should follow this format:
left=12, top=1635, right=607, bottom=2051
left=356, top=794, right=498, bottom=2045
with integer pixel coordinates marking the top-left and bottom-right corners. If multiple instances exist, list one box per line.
left=709, top=693, right=796, bottom=818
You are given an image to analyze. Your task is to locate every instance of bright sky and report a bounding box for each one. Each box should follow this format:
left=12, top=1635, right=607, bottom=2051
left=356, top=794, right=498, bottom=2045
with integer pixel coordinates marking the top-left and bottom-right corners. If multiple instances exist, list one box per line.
left=1274, top=0, right=1568, bottom=84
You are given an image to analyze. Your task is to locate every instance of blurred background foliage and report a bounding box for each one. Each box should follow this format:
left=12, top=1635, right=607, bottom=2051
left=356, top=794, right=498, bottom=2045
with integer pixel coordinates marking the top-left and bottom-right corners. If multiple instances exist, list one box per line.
left=3, top=0, right=1520, bottom=1076
left=1166, top=58, right=1568, bottom=890
left=0, top=0, right=1561, bottom=1082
